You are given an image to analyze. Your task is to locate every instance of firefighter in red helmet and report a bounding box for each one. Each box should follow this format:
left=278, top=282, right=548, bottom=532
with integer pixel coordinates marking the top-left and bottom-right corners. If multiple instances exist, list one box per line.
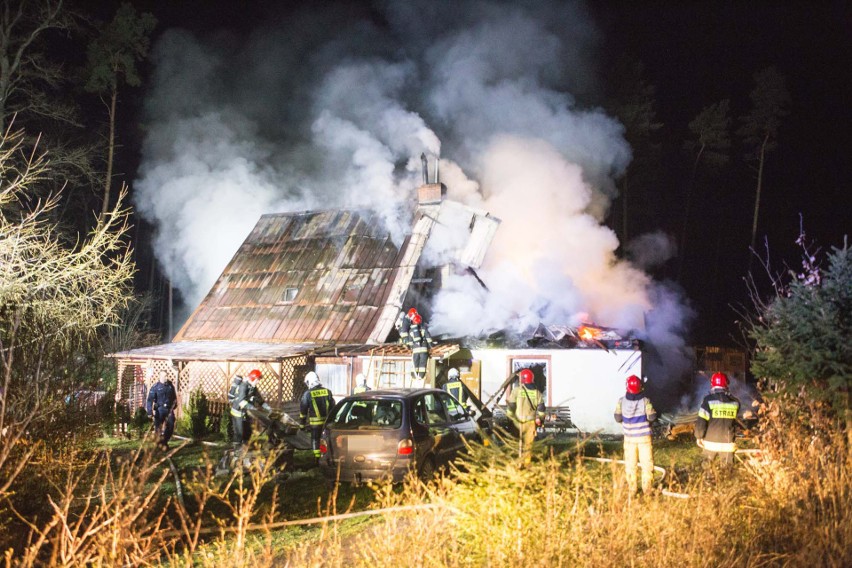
left=394, top=307, right=418, bottom=345
left=614, top=375, right=657, bottom=494
left=230, top=369, right=271, bottom=454
left=406, top=312, right=433, bottom=381
left=507, top=369, right=546, bottom=465
left=695, top=372, right=740, bottom=468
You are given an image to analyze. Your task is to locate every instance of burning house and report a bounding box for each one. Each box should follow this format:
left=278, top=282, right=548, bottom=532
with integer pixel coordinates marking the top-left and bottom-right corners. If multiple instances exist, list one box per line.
left=111, top=176, right=500, bottom=416
left=114, top=173, right=647, bottom=435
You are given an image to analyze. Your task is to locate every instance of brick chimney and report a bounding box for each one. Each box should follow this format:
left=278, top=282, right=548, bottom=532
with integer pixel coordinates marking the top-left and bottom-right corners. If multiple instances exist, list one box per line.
left=417, top=183, right=446, bottom=205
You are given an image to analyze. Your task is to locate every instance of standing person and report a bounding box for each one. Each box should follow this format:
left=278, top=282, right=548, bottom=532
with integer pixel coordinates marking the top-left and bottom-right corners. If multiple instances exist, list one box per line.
left=506, top=369, right=545, bottom=465
left=300, top=371, right=335, bottom=462
left=695, top=372, right=740, bottom=468
left=614, top=375, right=657, bottom=494
left=407, top=313, right=434, bottom=381
left=146, top=370, right=177, bottom=450
left=394, top=307, right=418, bottom=345
left=351, top=373, right=370, bottom=395
left=442, top=368, right=468, bottom=406
left=230, top=369, right=271, bottom=452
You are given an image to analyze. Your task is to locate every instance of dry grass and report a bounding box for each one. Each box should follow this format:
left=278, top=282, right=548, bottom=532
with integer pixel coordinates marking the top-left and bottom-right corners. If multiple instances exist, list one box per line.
left=2, top=401, right=849, bottom=567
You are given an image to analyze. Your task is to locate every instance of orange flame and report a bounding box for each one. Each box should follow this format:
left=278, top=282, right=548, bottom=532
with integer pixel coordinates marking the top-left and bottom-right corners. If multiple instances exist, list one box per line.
left=578, top=326, right=597, bottom=340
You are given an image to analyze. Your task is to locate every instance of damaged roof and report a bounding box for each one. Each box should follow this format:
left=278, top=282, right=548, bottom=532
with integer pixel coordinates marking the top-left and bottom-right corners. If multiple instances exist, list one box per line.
left=171, top=198, right=499, bottom=347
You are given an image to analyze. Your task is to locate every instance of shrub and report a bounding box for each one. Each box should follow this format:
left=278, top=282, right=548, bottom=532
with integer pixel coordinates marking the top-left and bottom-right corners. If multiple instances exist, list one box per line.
left=177, top=387, right=210, bottom=439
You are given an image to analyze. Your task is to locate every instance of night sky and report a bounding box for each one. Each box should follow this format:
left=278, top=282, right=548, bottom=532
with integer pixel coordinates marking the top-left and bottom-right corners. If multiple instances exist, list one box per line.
left=83, top=0, right=851, bottom=346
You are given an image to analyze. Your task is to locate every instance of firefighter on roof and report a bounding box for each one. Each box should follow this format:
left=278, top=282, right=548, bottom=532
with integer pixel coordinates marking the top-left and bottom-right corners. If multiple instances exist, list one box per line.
left=407, top=312, right=434, bottom=380
left=300, top=371, right=335, bottom=461
left=146, top=370, right=177, bottom=450
left=695, top=372, right=740, bottom=467
left=230, top=369, right=271, bottom=452
left=614, top=375, right=657, bottom=494
left=394, top=307, right=418, bottom=344
left=507, top=369, right=545, bottom=465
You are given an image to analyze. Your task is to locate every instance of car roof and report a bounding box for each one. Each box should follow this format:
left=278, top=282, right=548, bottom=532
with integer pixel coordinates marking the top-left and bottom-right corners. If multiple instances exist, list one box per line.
left=344, top=387, right=442, bottom=400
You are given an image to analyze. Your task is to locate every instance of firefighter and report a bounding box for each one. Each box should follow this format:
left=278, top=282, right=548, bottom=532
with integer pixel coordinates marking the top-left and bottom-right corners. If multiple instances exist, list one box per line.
left=442, top=368, right=468, bottom=406
left=407, top=313, right=434, bottom=380
left=506, top=369, right=545, bottom=465
left=614, top=374, right=657, bottom=494
left=352, top=373, right=370, bottom=395
left=146, top=370, right=177, bottom=450
left=300, top=371, right=335, bottom=461
left=394, top=307, right=418, bottom=345
left=695, top=372, right=740, bottom=468
left=230, top=369, right=271, bottom=452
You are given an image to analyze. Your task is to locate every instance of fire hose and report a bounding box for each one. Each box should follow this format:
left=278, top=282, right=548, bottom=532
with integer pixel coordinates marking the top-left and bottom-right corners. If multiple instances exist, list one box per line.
left=581, top=456, right=691, bottom=499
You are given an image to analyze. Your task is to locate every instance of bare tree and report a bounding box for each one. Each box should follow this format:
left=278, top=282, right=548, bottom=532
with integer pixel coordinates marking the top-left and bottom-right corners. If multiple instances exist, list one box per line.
left=84, top=2, right=156, bottom=217
left=0, top=127, right=134, bottom=500
left=738, top=66, right=791, bottom=255
left=0, top=0, right=76, bottom=133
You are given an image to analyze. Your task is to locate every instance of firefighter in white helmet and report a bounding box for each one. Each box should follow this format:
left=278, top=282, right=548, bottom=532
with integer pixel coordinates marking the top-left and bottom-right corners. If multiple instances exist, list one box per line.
left=300, top=371, right=335, bottom=461
left=614, top=374, right=657, bottom=494
left=351, top=373, right=370, bottom=395
left=442, top=368, right=468, bottom=407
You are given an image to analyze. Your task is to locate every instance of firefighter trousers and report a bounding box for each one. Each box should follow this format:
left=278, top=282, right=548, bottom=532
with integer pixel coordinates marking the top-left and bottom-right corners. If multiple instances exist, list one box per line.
left=518, top=420, right=536, bottom=465
left=232, top=416, right=252, bottom=448
left=412, top=351, right=428, bottom=379
left=624, top=436, right=654, bottom=493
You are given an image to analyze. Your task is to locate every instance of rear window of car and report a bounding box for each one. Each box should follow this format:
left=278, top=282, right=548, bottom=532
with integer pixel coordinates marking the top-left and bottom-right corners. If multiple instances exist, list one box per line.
left=327, top=399, right=403, bottom=430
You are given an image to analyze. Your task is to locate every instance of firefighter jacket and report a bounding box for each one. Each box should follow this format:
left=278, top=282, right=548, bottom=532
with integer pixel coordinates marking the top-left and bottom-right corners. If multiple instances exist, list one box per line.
left=146, top=380, right=177, bottom=417
left=231, top=381, right=267, bottom=419
left=407, top=322, right=433, bottom=353
left=300, top=385, right=335, bottom=426
left=352, top=385, right=371, bottom=395
left=443, top=380, right=468, bottom=406
left=227, top=376, right=243, bottom=406
left=695, top=387, right=740, bottom=453
left=507, top=384, right=546, bottom=424
left=614, top=392, right=657, bottom=438
left=394, top=312, right=412, bottom=344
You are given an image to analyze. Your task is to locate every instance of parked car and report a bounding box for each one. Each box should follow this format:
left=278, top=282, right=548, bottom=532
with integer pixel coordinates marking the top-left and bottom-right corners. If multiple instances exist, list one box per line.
left=319, top=388, right=485, bottom=484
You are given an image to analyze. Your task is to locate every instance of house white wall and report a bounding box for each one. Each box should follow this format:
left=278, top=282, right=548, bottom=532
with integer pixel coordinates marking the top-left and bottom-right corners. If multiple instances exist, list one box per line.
left=472, top=348, right=642, bottom=435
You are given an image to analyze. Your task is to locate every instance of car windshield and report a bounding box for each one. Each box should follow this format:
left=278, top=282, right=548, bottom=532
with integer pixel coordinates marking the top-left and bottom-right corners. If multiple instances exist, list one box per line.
left=328, top=399, right=403, bottom=430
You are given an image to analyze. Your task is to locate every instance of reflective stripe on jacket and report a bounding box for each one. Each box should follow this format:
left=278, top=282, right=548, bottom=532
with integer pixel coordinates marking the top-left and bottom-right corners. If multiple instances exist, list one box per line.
left=507, top=385, right=546, bottom=423
left=300, top=386, right=335, bottom=426
left=614, top=394, right=656, bottom=438
left=443, top=380, right=467, bottom=405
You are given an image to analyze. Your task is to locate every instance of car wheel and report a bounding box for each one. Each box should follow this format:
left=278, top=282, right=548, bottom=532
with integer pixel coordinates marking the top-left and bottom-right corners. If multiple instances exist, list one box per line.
left=418, top=456, right=436, bottom=481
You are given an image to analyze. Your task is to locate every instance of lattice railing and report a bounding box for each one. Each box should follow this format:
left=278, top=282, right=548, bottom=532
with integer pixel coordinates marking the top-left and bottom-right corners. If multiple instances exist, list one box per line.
left=115, top=355, right=313, bottom=420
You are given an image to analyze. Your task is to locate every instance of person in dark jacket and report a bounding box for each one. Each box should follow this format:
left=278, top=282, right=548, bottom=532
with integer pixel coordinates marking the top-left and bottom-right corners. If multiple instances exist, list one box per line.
left=614, top=375, right=657, bottom=494
left=146, top=370, right=177, bottom=450
left=394, top=307, right=418, bottom=345
left=230, top=369, right=271, bottom=451
left=300, top=371, right=335, bottom=461
left=695, top=372, right=741, bottom=467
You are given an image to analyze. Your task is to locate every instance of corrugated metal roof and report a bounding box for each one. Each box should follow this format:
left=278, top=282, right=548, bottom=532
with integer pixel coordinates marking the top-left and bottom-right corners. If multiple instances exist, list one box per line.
left=108, top=340, right=320, bottom=361
left=174, top=209, right=406, bottom=344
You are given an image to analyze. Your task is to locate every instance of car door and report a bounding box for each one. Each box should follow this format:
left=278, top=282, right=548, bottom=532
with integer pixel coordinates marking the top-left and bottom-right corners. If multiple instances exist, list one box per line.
left=412, top=393, right=456, bottom=468
left=437, top=391, right=479, bottom=453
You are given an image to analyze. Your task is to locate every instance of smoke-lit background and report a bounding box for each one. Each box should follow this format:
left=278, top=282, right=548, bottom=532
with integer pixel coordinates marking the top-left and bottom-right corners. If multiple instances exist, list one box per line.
left=134, top=0, right=685, bottom=341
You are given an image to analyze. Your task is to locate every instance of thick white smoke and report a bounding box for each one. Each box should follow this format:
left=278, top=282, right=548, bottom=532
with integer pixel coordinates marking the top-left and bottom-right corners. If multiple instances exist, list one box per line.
left=134, top=0, right=691, bottom=377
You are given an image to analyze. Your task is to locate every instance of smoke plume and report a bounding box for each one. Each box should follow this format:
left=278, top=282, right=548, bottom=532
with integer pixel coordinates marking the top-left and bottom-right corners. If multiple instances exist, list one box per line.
left=135, top=0, right=692, bottom=387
